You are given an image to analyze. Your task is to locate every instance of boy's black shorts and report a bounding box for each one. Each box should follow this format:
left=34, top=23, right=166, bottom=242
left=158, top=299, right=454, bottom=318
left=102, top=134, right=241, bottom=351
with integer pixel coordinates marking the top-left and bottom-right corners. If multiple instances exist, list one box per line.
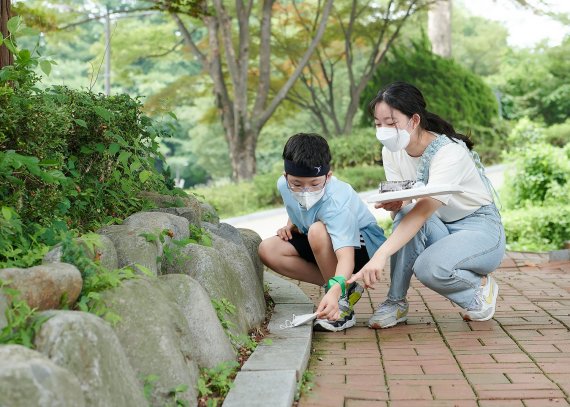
left=287, top=232, right=370, bottom=274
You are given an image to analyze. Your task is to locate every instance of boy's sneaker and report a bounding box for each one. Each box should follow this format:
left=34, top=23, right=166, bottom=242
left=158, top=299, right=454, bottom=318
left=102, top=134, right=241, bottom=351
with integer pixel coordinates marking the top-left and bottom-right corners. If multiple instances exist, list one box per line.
left=368, top=299, right=408, bottom=329
left=314, top=282, right=364, bottom=332
left=463, top=275, right=499, bottom=322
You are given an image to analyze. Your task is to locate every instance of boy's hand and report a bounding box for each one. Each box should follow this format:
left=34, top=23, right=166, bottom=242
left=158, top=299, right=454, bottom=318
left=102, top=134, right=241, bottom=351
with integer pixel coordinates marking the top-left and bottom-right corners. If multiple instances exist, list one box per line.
left=316, top=285, right=341, bottom=321
left=276, top=224, right=298, bottom=240
left=348, top=253, right=387, bottom=289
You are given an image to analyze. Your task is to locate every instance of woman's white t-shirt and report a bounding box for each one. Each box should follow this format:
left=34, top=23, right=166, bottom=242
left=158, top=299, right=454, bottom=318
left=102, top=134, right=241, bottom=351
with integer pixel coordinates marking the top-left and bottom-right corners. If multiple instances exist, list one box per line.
left=382, top=140, right=493, bottom=222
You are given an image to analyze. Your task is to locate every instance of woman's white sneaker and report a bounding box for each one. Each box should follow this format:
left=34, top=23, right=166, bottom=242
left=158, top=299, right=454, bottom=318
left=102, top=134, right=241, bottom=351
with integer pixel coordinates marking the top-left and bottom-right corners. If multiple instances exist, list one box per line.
left=463, top=275, right=499, bottom=322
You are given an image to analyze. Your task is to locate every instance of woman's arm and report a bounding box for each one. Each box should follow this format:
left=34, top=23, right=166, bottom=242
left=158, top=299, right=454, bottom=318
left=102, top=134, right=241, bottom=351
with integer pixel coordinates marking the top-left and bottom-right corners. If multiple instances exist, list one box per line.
left=349, top=197, right=442, bottom=287
left=316, top=246, right=355, bottom=320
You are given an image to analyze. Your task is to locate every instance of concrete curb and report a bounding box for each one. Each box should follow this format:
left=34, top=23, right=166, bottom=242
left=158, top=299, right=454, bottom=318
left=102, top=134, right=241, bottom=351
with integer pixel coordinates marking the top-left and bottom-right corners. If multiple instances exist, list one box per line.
left=223, top=272, right=314, bottom=407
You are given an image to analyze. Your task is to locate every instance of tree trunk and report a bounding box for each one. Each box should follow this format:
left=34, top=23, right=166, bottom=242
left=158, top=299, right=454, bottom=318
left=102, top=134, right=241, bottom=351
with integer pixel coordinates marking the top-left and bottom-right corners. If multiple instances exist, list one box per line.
left=228, top=128, right=257, bottom=182
left=0, top=0, right=13, bottom=68
left=428, top=0, right=452, bottom=58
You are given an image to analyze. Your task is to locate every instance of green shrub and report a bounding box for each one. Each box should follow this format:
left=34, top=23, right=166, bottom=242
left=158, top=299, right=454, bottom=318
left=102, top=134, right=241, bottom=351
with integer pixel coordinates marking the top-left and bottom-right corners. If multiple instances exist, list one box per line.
left=329, top=128, right=381, bottom=168
left=543, top=119, right=570, bottom=147
left=360, top=38, right=506, bottom=163
left=191, top=181, right=260, bottom=219
left=501, top=143, right=569, bottom=209
left=334, top=166, right=385, bottom=191
left=502, top=205, right=570, bottom=251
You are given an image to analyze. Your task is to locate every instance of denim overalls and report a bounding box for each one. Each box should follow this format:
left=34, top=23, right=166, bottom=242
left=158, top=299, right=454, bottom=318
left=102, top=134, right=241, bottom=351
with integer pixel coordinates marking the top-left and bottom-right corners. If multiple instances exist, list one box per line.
left=387, top=136, right=506, bottom=310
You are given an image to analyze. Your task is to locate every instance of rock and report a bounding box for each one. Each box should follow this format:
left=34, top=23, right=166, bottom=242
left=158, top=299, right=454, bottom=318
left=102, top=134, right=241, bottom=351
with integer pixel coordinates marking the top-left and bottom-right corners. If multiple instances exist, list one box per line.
left=139, top=190, right=203, bottom=214
left=202, top=222, right=242, bottom=245
left=43, top=234, right=119, bottom=271
left=0, top=292, right=8, bottom=330
left=237, top=228, right=264, bottom=283
left=200, top=202, right=219, bottom=224
left=151, top=207, right=202, bottom=227
left=101, top=278, right=199, bottom=407
left=34, top=311, right=147, bottom=407
left=159, top=274, right=235, bottom=368
left=97, top=225, right=160, bottom=276
left=122, top=211, right=190, bottom=241
left=0, top=344, right=86, bottom=407
left=164, top=234, right=265, bottom=335
left=0, top=263, right=82, bottom=310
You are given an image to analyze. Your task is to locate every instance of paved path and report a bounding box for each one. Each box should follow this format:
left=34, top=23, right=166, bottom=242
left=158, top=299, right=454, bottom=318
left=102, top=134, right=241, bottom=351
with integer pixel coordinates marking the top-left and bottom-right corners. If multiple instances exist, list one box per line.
left=295, top=252, right=570, bottom=406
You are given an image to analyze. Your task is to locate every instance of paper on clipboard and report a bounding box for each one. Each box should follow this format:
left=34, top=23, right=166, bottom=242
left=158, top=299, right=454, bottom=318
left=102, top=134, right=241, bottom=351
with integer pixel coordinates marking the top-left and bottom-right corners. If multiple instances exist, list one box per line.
left=367, top=184, right=464, bottom=204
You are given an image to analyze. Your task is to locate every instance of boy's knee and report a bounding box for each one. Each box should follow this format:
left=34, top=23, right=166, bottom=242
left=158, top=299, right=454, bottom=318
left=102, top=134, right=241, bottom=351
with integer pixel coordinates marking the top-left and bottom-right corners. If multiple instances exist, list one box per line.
left=258, top=239, right=272, bottom=264
left=307, top=222, right=328, bottom=247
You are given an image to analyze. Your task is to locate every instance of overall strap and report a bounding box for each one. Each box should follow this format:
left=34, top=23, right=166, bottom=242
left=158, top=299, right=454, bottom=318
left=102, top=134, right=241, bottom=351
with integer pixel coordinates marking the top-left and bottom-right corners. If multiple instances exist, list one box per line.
left=455, top=139, right=502, bottom=209
left=416, top=134, right=501, bottom=209
left=416, top=135, right=452, bottom=184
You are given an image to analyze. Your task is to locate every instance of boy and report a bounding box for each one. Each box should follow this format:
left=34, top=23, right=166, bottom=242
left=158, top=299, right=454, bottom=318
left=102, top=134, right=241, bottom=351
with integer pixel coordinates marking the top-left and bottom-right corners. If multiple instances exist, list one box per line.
left=258, top=133, right=386, bottom=331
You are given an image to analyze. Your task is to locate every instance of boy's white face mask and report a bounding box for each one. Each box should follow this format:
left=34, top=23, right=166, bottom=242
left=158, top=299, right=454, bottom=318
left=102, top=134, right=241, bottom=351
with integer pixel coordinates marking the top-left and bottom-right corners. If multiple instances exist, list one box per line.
left=292, top=188, right=325, bottom=210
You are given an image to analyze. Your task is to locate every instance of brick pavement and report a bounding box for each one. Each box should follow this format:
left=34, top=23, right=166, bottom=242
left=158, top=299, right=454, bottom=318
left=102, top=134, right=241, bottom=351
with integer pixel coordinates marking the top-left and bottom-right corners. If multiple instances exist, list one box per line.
left=296, top=252, right=570, bottom=407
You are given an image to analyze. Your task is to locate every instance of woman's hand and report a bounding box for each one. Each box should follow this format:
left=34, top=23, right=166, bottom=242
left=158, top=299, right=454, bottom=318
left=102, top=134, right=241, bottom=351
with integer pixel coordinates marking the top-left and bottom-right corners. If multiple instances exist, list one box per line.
left=316, top=285, right=341, bottom=320
left=375, top=200, right=404, bottom=211
left=276, top=224, right=297, bottom=240
left=348, top=252, right=388, bottom=289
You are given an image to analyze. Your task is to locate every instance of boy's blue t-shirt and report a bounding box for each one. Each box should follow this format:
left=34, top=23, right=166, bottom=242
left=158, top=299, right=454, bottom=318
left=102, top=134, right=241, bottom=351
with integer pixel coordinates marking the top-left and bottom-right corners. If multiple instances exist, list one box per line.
left=277, top=175, right=386, bottom=258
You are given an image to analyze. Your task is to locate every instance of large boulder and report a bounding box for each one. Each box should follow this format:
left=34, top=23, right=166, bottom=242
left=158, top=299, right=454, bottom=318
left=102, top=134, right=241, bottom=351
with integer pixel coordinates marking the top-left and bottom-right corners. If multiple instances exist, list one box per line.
left=97, top=225, right=161, bottom=276
left=139, top=191, right=203, bottom=216
left=0, top=263, right=82, bottom=310
left=159, top=274, right=235, bottom=368
left=151, top=207, right=202, bottom=227
left=237, top=228, right=264, bottom=282
left=43, top=234, right=119, bottom=271
left=122, top=211, right=190, bottom=241
left=164, top=234, right=265, bottom=335
left=200, top=202, right=220, bottom=224
left=0, top=292, right=8, bottom=330
left=101, top=277, right=199, bottom=407
left=34, top=311, right=147, bottom=407
left=202, top=223, right=263, bottom=282
left=0, top=345, right=86, bottom=407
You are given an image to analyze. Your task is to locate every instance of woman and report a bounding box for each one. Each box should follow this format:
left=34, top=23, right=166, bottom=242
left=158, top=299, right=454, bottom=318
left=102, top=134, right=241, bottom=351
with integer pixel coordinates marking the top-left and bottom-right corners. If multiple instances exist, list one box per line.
left=348, top=81, right=505, bottom=328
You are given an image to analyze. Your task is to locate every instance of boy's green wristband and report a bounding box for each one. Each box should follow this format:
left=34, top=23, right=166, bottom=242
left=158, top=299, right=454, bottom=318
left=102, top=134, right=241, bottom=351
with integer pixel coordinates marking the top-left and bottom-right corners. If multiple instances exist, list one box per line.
left=327, top=276, right=346, bottom=297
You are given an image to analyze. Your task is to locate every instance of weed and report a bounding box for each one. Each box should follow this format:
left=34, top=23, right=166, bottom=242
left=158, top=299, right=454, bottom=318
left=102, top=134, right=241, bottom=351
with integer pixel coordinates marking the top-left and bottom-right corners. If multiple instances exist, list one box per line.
left=197, top=360, right=239, bottom=407
left=0, top=280, right=50, bottom=347
left=295, top=370, right=315, bottom=401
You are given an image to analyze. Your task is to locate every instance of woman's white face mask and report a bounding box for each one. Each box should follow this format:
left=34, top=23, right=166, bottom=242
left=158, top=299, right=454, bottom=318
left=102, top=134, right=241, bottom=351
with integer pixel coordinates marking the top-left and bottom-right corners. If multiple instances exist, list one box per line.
left=291, top=188, right=325, bottom=210
left=375, top=118, right=415, bottom=152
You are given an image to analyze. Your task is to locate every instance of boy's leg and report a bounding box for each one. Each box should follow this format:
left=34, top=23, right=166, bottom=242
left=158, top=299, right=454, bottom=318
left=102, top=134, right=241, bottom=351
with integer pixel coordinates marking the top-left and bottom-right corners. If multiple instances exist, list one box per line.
left=258, top=235, right=325, bottom=285
left=306, top=221, right=337, bottom=281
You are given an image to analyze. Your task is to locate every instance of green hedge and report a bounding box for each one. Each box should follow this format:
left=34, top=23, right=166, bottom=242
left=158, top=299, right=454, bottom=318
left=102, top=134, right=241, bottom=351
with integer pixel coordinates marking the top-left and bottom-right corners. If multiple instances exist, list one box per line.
left=329, top=128, right=381, bottom=168
left=359, top=39, right=506, bottom=163
left=0, top=85, right=175, bottom=233
left=502, top=205, right=570, bottom=252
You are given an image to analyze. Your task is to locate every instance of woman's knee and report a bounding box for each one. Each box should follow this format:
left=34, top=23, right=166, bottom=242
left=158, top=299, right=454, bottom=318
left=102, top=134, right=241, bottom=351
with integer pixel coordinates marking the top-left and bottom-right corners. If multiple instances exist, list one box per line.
left=393, top=203, right=416, bottom=228
left=414, top=254, right=451, bottom=288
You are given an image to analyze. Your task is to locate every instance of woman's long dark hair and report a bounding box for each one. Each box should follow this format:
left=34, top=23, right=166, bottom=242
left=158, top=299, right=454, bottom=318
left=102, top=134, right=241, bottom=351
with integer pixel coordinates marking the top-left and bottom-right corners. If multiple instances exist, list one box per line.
left=368, top=81, right=474, bottom=150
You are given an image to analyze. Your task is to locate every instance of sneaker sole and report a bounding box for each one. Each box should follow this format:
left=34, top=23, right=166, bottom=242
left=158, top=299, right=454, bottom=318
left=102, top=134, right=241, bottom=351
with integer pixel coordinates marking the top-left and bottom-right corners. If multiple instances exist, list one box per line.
left=368, top=317, right=407, bottom=329
left=313, top=314, right=356, bottom=332
left=463, top=280, right=500, bottom=322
